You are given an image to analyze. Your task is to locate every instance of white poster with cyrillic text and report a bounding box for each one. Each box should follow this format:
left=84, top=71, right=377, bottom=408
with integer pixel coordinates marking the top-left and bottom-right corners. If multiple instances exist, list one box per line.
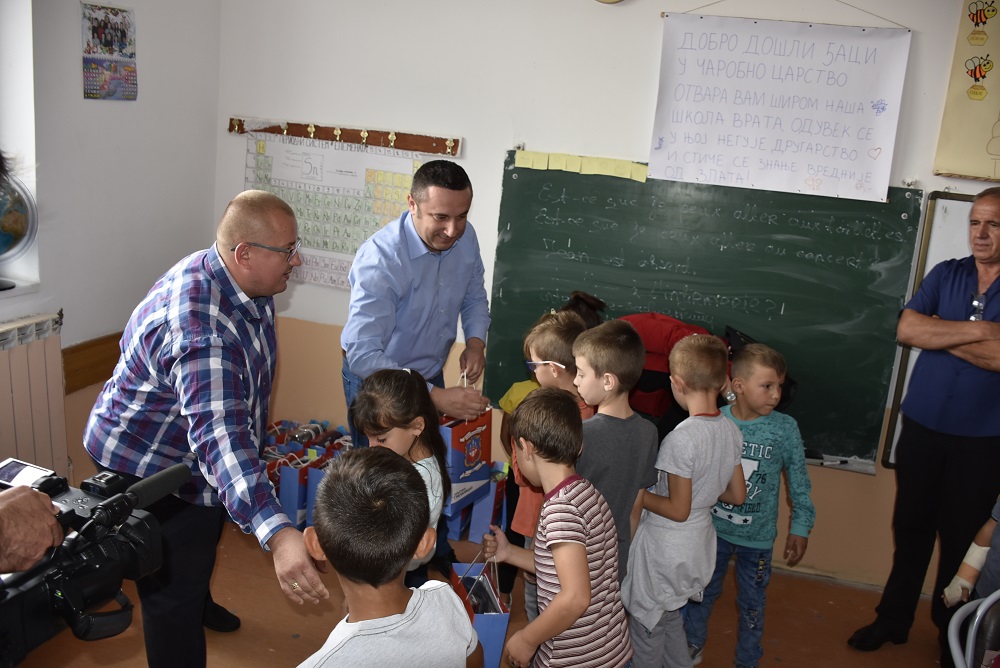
left=648, top=15, right=911, bottom=202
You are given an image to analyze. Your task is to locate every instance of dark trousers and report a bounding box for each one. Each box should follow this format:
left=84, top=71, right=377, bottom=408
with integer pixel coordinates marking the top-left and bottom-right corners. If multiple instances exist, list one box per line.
left=136, top=493, right=225, bottom=668
left=877, top=416, right=1000, bottom=633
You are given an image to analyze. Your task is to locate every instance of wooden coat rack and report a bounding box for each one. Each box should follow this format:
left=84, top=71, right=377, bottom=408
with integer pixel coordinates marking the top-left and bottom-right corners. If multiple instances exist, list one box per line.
left=227, top=116, right=461, bottom=156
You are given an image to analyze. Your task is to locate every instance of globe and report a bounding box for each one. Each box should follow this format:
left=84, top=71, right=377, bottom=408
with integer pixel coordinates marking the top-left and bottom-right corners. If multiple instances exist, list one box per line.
left=0, top=174, right=37, bottom=290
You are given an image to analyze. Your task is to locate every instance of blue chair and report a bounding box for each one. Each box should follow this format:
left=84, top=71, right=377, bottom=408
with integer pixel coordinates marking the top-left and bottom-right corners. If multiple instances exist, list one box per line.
left=949, top=588, right=1000, bottom=668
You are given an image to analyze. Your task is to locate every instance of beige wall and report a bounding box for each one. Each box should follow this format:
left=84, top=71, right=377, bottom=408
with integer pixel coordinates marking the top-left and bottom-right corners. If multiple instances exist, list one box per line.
left=63, top=315, right=935, bottom=593
left=268, top=317, right=504, bottom=458
left=64, top=385, right=101, bottom=488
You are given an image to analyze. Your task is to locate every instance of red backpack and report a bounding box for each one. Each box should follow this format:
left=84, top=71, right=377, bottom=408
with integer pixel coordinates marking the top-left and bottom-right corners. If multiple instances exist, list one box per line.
left=618, top=312, right=712, bottom=418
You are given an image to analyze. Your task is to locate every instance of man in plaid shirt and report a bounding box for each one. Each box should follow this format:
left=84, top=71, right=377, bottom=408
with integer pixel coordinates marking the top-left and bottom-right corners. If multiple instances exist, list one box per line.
left=84, top=190, right=328, bottom=668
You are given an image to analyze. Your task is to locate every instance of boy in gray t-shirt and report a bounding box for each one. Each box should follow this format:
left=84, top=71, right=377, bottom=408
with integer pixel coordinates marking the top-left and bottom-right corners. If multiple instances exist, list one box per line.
left=573, top=319, right=659, bottom=580
left=621, top=334, right=746, bottom=668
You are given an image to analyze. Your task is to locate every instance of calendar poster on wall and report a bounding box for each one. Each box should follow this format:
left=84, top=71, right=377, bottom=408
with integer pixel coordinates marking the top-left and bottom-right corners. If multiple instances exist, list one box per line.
left=81, top=3, right=137, bottom=101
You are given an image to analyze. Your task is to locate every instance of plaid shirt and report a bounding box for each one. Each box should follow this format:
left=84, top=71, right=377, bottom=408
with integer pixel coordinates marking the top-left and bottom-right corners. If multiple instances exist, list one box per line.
left=84, top=244, right=291, bottom=547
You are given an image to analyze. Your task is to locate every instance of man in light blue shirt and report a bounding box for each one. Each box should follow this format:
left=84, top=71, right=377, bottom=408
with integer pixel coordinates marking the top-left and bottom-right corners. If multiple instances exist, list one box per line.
left=341, top=160, right=492, bottom=447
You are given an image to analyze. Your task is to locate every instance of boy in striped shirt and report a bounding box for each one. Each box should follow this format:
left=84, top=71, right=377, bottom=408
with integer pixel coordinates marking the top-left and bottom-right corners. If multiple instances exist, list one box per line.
left=483, top=387, right=632, bottom=668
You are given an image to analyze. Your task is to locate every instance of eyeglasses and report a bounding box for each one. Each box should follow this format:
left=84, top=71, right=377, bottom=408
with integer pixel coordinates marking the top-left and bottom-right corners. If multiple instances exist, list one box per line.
left=525, top=360, right=567, bottom=371
left=970, top=292, right=987, bottom=321
left=231, top=237, right=302, bottom=264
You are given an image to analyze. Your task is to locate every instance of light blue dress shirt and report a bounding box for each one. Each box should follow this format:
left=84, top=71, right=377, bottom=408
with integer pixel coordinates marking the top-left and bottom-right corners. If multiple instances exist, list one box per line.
left=341, top=210, right=491, bottom=380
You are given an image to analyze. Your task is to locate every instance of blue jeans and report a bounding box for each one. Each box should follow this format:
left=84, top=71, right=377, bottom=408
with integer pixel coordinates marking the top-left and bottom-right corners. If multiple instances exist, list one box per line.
left=684, top=537, right=773, bottom=668
left=341, top=357, right=369, bottom=448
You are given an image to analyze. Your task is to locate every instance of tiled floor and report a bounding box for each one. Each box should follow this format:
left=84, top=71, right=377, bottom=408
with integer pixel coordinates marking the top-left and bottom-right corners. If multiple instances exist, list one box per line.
left=19, top=524, right=944, bottom=667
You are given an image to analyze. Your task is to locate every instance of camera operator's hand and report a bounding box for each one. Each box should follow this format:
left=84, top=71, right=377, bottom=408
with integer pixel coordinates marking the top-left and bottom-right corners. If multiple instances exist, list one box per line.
left=267, top=526, right=330, bottom=605
left=0, top=486, right=62, bottom=572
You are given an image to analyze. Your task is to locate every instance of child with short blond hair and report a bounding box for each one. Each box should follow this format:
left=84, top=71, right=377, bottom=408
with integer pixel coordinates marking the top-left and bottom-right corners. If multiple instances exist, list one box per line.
left=623, top=334, right=746, bottom=668
left=684, top=342, right=815, bottom=668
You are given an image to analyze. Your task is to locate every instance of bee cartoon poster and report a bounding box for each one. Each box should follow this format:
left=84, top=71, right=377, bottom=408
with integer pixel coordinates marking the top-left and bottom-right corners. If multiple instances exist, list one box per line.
left=935, top=1, right=1000, bottom=179
left=81, top=3, right=137, bottom=101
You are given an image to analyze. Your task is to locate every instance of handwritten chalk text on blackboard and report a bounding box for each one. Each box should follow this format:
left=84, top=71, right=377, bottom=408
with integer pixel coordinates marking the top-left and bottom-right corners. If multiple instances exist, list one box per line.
left=537, top=183, right=598, bottom=205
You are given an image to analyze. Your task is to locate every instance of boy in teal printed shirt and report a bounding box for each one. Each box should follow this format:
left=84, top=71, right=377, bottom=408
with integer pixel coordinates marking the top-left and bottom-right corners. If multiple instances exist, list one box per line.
left=684, top=343, right=816, bottom=668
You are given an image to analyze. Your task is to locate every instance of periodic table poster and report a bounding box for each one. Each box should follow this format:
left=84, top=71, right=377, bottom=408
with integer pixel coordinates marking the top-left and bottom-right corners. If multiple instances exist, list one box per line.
left=244, top=132, right=420, bottom=289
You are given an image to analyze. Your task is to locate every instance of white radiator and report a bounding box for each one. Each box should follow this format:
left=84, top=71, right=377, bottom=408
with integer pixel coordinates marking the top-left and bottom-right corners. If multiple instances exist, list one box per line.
left=0, top=312, right=68, bottom=475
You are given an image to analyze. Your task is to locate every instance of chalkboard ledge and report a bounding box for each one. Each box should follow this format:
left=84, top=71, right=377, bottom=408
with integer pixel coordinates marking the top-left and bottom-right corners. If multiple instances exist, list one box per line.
left=805, top=455, right=875, bottom=475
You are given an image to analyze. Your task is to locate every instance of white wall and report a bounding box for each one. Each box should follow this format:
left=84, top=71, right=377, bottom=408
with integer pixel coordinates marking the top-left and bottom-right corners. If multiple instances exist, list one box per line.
left=0, top=0, right=38, bottom=289
left=0, top=0, right=222, bottom=346
left=1, top=0, right=36, bottom=186
left=215, top=0, right=971, bottom=327
left=9, top=0, right=975, bottom=343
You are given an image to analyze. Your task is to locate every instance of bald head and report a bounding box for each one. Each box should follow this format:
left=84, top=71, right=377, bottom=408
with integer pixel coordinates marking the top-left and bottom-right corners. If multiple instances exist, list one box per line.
left=216, top=190, right=295, bottom=249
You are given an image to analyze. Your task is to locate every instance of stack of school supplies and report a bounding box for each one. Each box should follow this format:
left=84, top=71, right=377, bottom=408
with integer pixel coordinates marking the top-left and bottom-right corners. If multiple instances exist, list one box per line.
left=262, top=419, right=350, bottom=529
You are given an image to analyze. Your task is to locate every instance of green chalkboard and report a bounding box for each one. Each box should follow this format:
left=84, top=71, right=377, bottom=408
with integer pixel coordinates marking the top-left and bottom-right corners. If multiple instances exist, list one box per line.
left=485, top=151, right=922, bottom=462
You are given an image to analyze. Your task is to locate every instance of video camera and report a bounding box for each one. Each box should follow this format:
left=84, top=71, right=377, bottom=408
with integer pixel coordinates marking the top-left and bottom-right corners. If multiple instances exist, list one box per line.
left=0, top=458, right=191, bottom=667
